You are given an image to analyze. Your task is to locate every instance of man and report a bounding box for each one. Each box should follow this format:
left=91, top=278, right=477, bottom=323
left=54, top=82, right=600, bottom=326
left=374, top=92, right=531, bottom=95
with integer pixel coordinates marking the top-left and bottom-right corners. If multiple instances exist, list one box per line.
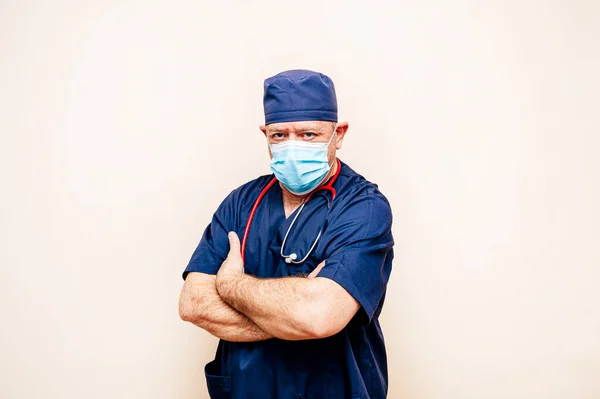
left=179, top=69, right=394, bottom=399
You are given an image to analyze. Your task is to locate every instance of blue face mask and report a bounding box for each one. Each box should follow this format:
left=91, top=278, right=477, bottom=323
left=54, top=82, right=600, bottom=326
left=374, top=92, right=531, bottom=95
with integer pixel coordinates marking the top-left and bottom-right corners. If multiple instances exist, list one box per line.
left=269, top=127, right=336, bottom=196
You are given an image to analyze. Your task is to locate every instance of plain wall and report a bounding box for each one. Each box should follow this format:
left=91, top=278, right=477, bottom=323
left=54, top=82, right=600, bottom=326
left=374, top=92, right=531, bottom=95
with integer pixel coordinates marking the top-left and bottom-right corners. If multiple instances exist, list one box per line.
left=1, top=1, right=599, bottom=398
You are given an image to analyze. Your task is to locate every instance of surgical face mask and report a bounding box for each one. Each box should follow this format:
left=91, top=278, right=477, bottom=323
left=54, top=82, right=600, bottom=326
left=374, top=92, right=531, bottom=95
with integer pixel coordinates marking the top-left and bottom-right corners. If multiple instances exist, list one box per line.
left=269, top=126, right=337, bottom=196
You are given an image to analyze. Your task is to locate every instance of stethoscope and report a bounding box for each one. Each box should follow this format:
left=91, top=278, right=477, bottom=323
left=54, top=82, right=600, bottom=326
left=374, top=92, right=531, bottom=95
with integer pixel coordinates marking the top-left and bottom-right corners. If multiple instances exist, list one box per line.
left=241, top=158, right=341, bottom=265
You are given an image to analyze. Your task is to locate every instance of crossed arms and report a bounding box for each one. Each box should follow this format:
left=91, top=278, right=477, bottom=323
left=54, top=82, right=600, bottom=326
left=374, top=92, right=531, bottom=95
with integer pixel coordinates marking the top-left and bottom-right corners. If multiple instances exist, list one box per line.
left=179, top=232, right=360, bottom=342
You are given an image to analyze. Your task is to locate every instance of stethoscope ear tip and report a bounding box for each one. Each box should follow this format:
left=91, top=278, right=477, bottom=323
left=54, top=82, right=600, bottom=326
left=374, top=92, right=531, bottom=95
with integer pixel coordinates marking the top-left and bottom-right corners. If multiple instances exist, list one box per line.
left=285, top=253, right=298, bottom=263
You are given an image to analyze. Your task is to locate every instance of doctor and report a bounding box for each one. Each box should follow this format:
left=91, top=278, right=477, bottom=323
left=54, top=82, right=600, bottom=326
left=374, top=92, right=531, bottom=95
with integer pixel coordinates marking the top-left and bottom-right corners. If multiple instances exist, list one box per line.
left=179, top=69, right=394, bottom=399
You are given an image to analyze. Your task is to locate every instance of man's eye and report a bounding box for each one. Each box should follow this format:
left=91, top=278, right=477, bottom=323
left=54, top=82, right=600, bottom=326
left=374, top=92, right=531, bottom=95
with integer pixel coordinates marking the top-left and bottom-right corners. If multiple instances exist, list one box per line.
left=303, top=132, right=315, bottom=138
left=272, top=133, right=285, bottom=139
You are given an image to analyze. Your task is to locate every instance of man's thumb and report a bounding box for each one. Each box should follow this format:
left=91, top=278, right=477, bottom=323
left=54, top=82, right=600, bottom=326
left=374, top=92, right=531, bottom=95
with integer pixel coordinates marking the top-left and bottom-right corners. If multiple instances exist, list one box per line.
left=227, top=231, right=241, bottom=258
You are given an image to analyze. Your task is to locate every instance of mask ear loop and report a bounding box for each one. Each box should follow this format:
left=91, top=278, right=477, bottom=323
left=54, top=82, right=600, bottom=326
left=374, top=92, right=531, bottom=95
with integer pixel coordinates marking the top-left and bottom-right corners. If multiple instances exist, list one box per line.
left=318, top=124, right=337, bottom=180
left=327, top=124, right=338, bottom=168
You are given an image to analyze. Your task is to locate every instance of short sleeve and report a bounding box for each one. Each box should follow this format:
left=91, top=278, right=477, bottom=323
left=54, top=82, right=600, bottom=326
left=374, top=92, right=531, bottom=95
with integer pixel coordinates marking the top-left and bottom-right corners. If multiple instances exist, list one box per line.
left=182, top=191, right=236, bottom=280
left=316, top=194, right=394, bottom=323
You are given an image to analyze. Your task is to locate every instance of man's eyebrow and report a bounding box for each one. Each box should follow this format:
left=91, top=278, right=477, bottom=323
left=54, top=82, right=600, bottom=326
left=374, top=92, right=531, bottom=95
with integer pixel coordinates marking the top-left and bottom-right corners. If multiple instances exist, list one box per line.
left=268, top=124, right=328, bottom=133
left=299, top=126, right=326, bottom=132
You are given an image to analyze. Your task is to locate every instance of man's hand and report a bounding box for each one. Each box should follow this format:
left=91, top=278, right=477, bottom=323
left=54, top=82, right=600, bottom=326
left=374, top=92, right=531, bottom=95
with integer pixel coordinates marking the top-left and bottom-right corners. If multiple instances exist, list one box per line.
left=307, top=260, right=326, bottom=278
left=179, top=272, right=272, bottom=342
left=216, top=232, right=245, bottom=286
left=179, top=232, right=274, bottom=342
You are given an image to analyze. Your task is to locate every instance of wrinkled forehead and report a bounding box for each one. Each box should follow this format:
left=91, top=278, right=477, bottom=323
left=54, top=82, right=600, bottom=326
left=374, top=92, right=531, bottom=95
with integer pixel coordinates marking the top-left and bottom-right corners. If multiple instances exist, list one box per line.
left=266, top=120, right=334, bottom=133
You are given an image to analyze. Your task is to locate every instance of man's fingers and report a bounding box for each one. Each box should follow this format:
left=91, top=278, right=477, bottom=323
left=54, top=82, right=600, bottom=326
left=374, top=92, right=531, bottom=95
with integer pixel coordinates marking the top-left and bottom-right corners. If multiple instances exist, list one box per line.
left=307, top=260, right=326, bottom=278
left=227, top=231, right=241, bottom=258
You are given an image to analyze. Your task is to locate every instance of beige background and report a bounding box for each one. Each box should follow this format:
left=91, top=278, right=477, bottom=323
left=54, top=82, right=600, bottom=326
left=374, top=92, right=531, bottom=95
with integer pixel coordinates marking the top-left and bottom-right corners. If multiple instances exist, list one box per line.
left=1, top=1, right=599, bottom=398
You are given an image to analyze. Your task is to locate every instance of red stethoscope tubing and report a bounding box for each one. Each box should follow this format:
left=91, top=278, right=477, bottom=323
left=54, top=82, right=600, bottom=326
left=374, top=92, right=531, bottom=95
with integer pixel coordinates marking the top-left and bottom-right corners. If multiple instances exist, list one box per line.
left=240, top=158, right=341, bottom=264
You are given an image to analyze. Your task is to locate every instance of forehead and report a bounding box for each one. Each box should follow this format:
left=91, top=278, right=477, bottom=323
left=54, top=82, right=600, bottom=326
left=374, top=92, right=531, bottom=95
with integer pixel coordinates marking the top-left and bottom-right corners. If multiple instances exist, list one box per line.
left=266, top=120, right=332, bottom=133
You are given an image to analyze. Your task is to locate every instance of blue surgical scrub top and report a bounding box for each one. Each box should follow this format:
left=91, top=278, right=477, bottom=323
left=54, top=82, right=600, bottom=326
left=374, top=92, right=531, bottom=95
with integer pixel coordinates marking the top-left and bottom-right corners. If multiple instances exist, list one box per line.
left=183, top=160, right=394, bottom=399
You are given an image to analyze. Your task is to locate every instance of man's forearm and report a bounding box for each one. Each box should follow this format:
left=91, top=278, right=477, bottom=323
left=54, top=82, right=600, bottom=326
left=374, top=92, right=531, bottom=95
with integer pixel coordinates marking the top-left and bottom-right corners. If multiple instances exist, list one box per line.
left=213, top=233, right=357, bottom=340
left=191, top=293, right=272, bottom=342
left=216, top=273, right=323, bottom=340
left=179, top=273, right=272, bottom=342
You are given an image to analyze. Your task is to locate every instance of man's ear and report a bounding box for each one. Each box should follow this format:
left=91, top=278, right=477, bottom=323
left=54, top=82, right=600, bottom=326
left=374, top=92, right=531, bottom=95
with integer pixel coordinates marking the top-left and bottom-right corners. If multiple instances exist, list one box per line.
left=334, top=122, right=349, bottom=150
left=259, top=125, right=267, bottom=136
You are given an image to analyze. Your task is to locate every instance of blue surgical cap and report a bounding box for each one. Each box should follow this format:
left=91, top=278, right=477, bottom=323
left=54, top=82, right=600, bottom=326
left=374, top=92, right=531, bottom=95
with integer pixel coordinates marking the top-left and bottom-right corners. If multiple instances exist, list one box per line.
left=263, top=69, right=338, bottom=125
